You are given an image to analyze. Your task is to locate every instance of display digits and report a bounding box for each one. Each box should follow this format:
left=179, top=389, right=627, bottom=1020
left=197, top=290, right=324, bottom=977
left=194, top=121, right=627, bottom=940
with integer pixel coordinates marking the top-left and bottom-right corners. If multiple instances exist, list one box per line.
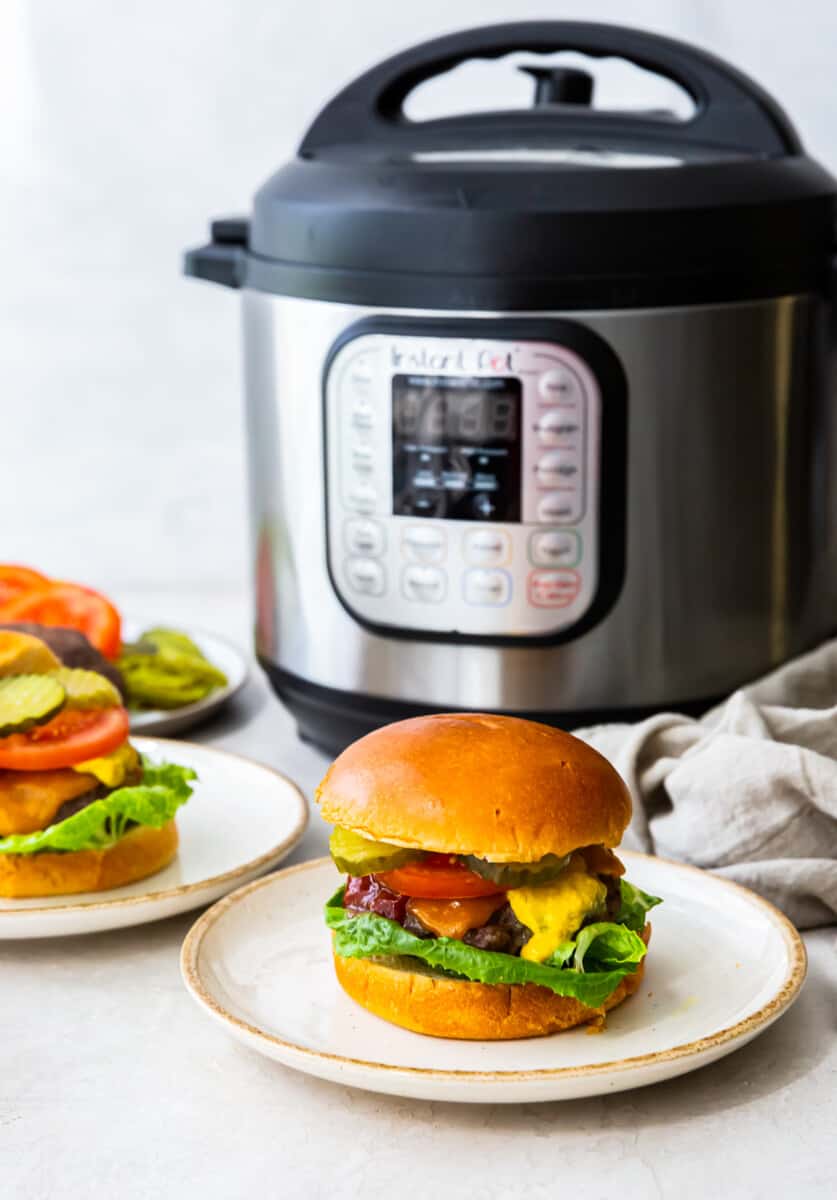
left=458, top=394, right=484, bottom=440
left=491, top=397, right=516, bottom=439
left=396, top=391, right=421, bottom=437
left=393, top=375, right=519, bottom=444
left=424, top=393, right=447, bottom=438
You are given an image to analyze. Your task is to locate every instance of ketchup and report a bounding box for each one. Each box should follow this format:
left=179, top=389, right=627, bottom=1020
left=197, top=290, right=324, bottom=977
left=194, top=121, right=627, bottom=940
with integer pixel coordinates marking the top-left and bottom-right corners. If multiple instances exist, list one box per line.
left=343, top=875, right=408, bottom=922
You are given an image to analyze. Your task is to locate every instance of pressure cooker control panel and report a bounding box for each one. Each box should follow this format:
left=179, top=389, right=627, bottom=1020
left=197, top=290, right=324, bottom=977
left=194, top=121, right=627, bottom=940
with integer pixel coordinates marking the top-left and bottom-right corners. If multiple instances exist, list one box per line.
left=324, top=325, right=614, bottom=640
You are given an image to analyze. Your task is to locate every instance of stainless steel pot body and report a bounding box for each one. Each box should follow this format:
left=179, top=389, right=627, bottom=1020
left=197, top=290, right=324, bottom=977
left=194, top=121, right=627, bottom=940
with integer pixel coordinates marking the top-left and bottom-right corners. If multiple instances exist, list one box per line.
left=242, top=290, right=835, bottom=735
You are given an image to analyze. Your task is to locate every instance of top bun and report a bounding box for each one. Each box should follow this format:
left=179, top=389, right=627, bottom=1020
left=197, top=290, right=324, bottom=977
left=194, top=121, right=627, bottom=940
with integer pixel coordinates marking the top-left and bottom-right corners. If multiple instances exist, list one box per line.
left=316, top=714, right=631, bottom=863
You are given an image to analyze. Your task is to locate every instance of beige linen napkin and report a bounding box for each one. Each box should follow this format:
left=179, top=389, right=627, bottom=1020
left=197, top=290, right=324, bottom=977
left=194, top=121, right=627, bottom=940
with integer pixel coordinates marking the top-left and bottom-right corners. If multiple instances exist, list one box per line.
left=577, top=640, right=837, bottom=928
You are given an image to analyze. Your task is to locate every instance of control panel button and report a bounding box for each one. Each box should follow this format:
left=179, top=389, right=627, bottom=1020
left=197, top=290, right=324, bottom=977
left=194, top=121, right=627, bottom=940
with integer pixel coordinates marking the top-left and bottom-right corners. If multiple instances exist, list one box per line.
left=534, top=409, right=581, bottom=445
left=402, top=525, right=446, bottom=563
left=535, top=451, right=580, bottom=488
left=528, top=568, right=581, bottom=608
left=464, top=528, right=511, bottom=566
left=346, top=481, right=377, bottom=513
left=351, top=443, right=374, bottom=473
left=538, top=366, right=584, bottom=406
left=350, top=401, right=374, bottom=430
left=402, top=565, right=446, bottom=603
left=530, top=529, right=581, bottom=568
left=344, top=518, right=385, bottom=558
left=347, top=358, right=374, bottom=395
left=537, top=492, right=579, bottom=524
left=464, top=568, right=512, bottom=607
left=345, top=557, right=386, bottom=596
left=401, top=492, right=446, bottom=518
left=471, top=492, right=499, bottom=520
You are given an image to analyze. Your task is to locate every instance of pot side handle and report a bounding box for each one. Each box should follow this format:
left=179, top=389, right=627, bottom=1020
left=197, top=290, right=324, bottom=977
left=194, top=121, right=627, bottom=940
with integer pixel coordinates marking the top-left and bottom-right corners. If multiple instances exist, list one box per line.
left=184, top=218, right=249, bottom=289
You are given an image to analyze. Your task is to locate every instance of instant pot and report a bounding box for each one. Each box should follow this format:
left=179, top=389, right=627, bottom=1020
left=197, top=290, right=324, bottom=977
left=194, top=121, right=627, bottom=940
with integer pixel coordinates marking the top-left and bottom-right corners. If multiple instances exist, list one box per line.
left=186, top=21, right=837, bottom=753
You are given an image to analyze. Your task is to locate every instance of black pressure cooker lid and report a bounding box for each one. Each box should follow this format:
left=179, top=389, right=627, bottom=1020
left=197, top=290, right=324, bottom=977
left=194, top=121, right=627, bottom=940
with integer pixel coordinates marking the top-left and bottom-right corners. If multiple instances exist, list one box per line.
left=186, top=21, right=837, bottom=309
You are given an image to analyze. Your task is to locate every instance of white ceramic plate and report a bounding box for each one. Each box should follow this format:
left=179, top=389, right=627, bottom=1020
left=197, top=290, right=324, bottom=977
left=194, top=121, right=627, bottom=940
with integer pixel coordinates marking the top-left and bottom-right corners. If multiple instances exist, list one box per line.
left=181, top=853, right=806, bottom=1103
left=0, top=738, right=308, bottom=939
left=123, top=621, right=249, bottom=736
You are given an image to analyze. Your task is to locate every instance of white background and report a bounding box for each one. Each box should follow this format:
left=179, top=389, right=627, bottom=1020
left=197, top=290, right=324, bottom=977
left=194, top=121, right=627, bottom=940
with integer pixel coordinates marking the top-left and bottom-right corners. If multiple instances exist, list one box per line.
left=2, top=0, right=836, bottom=605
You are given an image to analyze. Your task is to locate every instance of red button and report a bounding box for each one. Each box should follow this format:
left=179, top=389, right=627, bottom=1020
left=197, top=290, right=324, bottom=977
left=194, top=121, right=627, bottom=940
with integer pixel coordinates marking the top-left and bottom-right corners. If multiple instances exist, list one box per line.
left=528, top=569, right=581, bottom=608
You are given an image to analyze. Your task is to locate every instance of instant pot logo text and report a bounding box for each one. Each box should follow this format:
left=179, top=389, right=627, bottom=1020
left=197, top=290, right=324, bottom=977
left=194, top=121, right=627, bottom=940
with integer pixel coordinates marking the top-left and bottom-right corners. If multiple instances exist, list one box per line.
left=390, top=345, right=516, bottom=373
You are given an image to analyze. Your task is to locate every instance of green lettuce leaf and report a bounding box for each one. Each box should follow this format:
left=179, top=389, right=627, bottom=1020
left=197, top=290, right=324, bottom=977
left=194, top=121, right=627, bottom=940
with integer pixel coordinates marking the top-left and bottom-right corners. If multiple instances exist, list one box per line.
left=543, top=941, right=576, bottom=968
left=325, top=885, right=654, bottom=1009
left=616, top=878, right=663, bottom=930
left=573, top=921, right=650, bottom=972
left=0, top=757, right=196, bottom=855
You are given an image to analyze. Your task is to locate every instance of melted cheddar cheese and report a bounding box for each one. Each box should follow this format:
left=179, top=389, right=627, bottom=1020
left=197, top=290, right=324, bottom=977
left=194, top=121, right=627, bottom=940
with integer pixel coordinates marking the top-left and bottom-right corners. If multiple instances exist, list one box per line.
left=508, top=854, right=607, bottom=962
left=0, top=770, right=96, bottom=836
left=407, top=894, right=505, bottom=940
left=71, top=743, right=138, bottom=788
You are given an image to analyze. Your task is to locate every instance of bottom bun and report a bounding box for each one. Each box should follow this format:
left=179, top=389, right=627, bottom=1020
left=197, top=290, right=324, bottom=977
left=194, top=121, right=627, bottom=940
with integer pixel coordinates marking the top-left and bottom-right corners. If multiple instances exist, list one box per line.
left=0, top=821, right=179, bottom=899
left=333, top=942, right=648, bottom=1040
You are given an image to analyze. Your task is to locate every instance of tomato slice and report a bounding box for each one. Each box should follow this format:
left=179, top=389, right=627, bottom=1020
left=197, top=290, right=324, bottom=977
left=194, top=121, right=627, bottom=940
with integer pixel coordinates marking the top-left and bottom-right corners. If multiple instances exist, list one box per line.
left=0, top=565, right=49, bottom=609
left=0, top=707, right=129, bottom=771
left=377, top=854, right=506, bottom=899
left=0, top=582, right=122, bottom=659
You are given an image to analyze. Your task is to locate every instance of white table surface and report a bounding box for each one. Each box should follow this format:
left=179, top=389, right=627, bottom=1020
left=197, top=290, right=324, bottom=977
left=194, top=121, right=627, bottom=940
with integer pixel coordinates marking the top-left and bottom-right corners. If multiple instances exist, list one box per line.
left=2, top=590, right=835, bottom=1200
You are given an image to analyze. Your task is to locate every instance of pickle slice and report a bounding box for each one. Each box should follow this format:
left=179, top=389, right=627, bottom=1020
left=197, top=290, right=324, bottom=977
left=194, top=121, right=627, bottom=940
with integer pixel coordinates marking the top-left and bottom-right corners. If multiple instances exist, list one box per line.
left=463, top=853, right=572, bottom=889
left=50, top=668, right=121, bottom=711
left=329, top=827, right=425, bottom=876
left=0, top=674, right=66, bottom=737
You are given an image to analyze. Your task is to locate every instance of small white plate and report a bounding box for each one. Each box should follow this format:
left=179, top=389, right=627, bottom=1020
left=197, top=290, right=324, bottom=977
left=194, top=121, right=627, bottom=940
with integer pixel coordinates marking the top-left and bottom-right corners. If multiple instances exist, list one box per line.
left=123, top=621, right=249, bottom=736
left=0, top=738, right=308, bottom=939
left=181, top=853, right=806, bottom=1104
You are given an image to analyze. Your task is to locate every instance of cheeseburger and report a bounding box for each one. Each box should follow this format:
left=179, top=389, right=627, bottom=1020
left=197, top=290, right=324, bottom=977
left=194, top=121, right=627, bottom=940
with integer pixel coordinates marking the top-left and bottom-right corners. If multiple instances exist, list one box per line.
left=0, top=630, right=195, bottom=897
left=318, top=714, right=661, bottom=1040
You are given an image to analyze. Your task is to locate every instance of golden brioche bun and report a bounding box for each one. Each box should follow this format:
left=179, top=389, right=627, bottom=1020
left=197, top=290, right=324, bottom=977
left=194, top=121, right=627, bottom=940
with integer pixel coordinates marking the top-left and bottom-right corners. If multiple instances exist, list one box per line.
left=0, top=820, right=179, bottom=898
left=333, top=946, right=647, bottom=1039
left=317, top=713, right=631, bottom=861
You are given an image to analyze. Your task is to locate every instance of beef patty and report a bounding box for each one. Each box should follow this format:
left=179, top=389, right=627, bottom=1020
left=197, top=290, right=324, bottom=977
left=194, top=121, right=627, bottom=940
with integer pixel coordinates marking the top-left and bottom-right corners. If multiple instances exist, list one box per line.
left=51, top=760, right=143, bottom=825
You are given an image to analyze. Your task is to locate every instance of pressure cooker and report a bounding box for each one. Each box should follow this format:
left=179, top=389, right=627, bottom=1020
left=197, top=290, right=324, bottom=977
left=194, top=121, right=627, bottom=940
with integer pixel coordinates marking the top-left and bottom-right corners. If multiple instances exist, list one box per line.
left=185, top=21, right=837, bottom=753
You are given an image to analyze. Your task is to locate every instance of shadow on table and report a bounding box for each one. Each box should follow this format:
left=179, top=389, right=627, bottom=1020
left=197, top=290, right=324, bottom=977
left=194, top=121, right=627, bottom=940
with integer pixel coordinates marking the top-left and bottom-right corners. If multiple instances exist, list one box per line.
left=176, top=673, right=268, bottom=744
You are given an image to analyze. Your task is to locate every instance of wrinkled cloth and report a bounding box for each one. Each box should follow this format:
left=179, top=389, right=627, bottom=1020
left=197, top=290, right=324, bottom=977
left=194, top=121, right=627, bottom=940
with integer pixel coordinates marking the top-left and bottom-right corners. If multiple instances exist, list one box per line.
left=577, top=640, right=837, bottom=928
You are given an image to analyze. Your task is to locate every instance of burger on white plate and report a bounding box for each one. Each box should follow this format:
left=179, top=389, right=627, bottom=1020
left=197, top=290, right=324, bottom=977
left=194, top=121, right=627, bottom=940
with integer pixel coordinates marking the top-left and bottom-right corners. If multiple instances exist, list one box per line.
left=318, top=713, right=661, bottom=1040
left=0, top=630, right=195, bottom=898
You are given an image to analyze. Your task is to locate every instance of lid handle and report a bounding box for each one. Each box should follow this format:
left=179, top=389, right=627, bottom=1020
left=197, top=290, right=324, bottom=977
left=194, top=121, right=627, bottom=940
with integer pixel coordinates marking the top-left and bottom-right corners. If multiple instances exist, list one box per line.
left=300, top=21, right=801, bottom=157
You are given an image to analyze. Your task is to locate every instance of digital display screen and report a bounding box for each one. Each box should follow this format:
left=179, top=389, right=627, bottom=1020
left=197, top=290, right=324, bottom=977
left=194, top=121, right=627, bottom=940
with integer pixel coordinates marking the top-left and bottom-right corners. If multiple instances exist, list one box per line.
left=391, top=374, right=521, bottom=522
left=392, top=375, right=519, bottom=443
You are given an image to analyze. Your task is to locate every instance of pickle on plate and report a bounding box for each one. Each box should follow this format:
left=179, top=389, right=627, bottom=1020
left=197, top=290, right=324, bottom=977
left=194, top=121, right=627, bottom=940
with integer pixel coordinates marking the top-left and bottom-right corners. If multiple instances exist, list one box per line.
left=329, top=827, right=425, bottom=876
left=463, top=852, right=572, bottom=889
left=118, top=627, right=228, bottom=710
left=0, top=674, right=66, bottom=737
